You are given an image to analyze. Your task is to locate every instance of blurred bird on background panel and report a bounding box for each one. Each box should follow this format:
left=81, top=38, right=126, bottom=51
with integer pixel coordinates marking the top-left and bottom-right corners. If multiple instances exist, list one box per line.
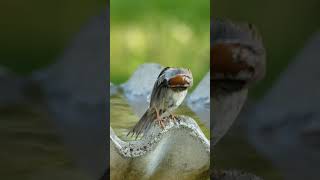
left=211, top=19, right=266, bottom=95
left=211, top=19, right=266, bottom=145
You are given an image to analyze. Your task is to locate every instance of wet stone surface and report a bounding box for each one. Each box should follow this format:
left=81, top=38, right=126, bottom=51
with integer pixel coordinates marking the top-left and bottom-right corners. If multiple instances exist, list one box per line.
left=111, top=63, right=210, bottom=179
left=110, top=83, right=118, bottom=96
left=120, top=63, right=163, bottom=117
left=110, top=116, right=209, bottom=180
left=187, top=71, right=210, bottom=128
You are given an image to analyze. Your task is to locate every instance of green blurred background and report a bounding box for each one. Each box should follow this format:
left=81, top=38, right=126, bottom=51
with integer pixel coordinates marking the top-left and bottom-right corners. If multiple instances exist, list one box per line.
left=1, top=0, right=106, bottom=74
left=110, top=0, right=210, bottom=87
left=213, top=0, right=320, bottom=98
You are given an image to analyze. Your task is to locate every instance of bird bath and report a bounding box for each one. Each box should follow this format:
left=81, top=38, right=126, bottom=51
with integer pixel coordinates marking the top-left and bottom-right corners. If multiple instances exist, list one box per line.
left=110, top=63, right=210, bottom=179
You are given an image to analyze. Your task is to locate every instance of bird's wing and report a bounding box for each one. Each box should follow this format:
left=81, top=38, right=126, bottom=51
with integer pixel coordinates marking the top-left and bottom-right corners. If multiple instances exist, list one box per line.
left=149, top=74, right=167, bottom=107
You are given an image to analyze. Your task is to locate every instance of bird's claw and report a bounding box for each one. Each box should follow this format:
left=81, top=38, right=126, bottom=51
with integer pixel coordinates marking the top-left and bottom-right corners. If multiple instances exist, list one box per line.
left=155, top=117, right=165, bottom=129
left=154, top=107, right=166, bottom=129
left=169, top=113, right=180, bottom=124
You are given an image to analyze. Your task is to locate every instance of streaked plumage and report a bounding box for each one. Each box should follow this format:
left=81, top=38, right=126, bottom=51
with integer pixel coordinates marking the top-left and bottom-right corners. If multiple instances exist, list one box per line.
left=127, top=67, right=193, bottom=138
left=211, top=19, right=266, bottom=95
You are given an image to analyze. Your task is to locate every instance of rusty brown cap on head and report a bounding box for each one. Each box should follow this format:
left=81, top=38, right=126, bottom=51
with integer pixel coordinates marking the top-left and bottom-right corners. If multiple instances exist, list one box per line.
left=168, top=74, right=192, bottom=87
left=211, top=19, right=266, bottom=84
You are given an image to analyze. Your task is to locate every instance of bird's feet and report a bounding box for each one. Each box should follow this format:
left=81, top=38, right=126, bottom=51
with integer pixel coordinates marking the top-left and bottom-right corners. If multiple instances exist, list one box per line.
left=169, top=112, right=180, bottom=124
left=155, top=107, right=165, bottom=129
left=155, top=117, right=166, bottom=129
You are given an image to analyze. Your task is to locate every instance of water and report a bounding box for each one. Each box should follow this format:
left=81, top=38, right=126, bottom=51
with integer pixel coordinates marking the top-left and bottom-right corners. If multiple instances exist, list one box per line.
left=110, top=94, right=210, bottom=141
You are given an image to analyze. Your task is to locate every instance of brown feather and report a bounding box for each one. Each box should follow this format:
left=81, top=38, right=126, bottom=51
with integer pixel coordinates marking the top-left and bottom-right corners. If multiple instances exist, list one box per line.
left=211, top=43, right=251, bottom=75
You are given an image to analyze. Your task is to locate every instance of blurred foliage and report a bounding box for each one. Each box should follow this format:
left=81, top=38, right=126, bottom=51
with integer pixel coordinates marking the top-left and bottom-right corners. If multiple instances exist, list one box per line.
left=110, top=0, right=210, bottom=87
left=0, top=0, right=106, bottom=74
left=213, top=0, right=320, bottom=98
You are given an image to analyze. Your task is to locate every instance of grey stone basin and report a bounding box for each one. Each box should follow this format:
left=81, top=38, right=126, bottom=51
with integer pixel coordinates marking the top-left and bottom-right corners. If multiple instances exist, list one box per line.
left=110, top=83, right=118, bottom=96
left=120, top=63, right=163, bottom=117
left=110, top=63, right=211, bottom=179
left=110, top=116, right=209, bottom=180
left=187, top=72, right=210, bottom=128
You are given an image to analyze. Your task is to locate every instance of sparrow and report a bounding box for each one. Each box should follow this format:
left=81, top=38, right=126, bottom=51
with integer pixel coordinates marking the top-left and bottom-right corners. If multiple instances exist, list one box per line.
left=211, top=19, right=266, bottom=145
left=211, top=19, right=266, bottom=95
left=127, top=67, right=193, bottom=138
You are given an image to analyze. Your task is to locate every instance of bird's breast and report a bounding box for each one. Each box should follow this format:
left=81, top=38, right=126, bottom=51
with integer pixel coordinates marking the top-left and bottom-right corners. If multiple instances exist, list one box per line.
left=166, top=89, right=187, bottom=110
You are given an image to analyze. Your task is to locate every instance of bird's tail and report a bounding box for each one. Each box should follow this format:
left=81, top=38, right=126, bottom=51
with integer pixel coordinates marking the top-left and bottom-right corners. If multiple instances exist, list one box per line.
left=127, top=108, right=156, bottom=139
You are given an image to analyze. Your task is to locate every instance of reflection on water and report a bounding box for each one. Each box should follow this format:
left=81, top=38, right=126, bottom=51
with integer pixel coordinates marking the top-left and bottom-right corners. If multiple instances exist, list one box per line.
left=110, top=94, right=210, bottom=141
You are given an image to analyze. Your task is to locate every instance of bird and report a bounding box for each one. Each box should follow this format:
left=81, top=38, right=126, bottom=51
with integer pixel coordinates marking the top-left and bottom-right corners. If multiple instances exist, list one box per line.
left=127, top=67, right=193, bottom=138
left=211, top=19, right=266, bottom=145
left=211, top=19, right=265, bottom=94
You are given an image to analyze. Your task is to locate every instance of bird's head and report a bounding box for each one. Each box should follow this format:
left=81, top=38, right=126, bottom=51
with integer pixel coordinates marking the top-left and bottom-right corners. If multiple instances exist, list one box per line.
left=211, top=19, right=266, bottom=95
left=158, top=67, right=193, bottom=91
